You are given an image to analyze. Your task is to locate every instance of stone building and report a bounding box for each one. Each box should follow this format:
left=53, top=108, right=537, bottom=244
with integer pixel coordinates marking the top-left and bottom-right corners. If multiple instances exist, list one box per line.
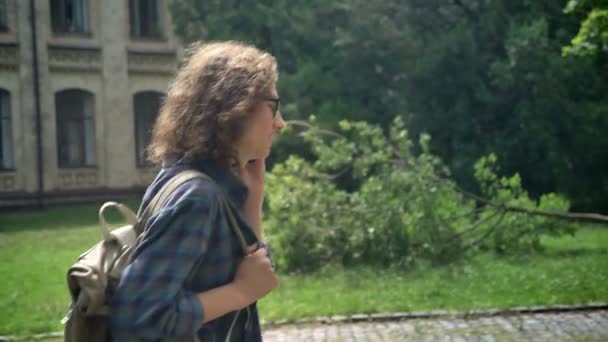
left=0, top=0, right=182, bottom=208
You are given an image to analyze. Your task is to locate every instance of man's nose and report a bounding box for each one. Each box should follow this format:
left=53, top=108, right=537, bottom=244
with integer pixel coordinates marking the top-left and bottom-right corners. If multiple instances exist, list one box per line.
left=274, top=111, right=287, bottom=130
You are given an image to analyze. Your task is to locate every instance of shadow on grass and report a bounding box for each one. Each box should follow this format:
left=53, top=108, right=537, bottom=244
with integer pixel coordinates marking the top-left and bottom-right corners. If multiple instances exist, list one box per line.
left=398, top=242, right=608, bottom=277
left=493, top=247, right=608, bottom=267
left=543, top=247, right=608, bottom=258
left=0, top=197, right=142, bottom=233
left=300, top=242, right=608, bottom=281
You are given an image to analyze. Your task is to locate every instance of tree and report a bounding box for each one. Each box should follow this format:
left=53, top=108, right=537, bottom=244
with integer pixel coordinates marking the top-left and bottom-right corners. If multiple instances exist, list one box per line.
left=563, top=0, right=608, bottom=58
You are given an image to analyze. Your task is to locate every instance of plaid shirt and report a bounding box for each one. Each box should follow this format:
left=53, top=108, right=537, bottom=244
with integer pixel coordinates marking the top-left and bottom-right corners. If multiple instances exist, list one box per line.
left=111, top=157, right=265, bottom=341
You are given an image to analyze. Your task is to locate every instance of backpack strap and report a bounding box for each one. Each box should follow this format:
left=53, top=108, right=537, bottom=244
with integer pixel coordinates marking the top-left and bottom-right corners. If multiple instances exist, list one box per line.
left=135, top=170, right=209, bottom=236
left=219, top=195, right=249, bottom=255
left=135, top=169, right=249, bottom=255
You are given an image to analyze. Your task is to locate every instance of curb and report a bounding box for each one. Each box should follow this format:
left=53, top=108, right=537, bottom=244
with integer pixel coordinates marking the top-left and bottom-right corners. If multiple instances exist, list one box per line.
left=2, top=302, right=607, bottom=341
left=261, top=302, right=608, bottom=328
left=0, top=331, right=63, bottom=341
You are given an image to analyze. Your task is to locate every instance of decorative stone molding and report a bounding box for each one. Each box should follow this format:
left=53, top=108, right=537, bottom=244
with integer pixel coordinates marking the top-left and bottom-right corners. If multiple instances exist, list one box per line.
left=58, top=170, right=99, bottom=188
left=0, top=44, right=18, bottom=71
left=0, top=174, right=16, bottom=191
left=127, top=50, right=177, bottom=75
left=48, top=46, right=102, bottom=73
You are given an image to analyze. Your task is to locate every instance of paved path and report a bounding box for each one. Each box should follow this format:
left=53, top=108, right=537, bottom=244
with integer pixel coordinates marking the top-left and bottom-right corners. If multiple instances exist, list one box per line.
left=262, top=310, right=608, bottom=341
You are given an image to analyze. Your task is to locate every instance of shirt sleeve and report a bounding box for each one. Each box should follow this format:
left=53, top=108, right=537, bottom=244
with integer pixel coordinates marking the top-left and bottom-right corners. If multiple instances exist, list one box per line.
left=110, top=186, right=220, bottom=340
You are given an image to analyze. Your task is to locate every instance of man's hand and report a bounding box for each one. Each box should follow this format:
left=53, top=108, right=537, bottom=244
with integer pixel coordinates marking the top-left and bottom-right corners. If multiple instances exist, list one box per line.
left=232, top=244, right=279, bottom=306
left=196, top=243, right=277, bottom=322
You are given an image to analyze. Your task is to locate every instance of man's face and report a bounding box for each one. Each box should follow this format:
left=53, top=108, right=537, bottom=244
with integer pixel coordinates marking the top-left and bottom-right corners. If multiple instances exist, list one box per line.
left=237, top=88, right=286, bottom=161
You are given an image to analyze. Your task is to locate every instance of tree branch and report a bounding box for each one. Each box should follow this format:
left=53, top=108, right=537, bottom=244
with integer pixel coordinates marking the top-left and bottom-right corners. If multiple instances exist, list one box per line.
left=434, top=174, right=608, bottom=224
left=286, top=120, right=346, bottom=139
left=287, top=121, right=608, bottom=225
left=465, top=210, right=507, bottom=250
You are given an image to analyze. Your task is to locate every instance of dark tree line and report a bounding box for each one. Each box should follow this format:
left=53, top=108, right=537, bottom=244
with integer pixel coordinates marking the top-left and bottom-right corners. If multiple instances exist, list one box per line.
left=170, top=0, right=608, bottom=212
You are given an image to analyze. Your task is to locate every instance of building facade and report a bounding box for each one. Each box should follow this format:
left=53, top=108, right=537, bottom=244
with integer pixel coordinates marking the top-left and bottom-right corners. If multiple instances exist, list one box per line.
left=0, top=0, right=182, bottom=208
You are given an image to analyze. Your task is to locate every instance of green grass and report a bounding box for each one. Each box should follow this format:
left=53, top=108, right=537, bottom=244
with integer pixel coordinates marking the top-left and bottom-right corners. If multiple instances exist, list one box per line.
left=260, top=229, right=608, bottom=321
left=1, top=203, right=607, bottom=337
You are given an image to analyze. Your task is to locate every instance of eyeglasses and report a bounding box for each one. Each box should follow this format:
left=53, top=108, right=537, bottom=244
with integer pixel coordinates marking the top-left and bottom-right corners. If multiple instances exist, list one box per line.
left=263, top=97, right=280, bottom=118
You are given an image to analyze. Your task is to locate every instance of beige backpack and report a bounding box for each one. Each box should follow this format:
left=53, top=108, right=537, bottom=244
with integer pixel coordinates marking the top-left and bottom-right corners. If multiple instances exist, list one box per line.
left=62, top=170, right=248, bottom=341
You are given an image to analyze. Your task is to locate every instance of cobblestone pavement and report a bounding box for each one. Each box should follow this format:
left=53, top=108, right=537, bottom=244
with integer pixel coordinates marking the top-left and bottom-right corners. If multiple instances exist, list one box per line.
left=262, top=310, right=608, bottom=341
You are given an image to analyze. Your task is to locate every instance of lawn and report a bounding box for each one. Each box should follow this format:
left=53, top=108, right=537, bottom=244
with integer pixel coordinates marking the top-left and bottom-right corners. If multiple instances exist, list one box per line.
left=1, top=202, right=607, bottom=337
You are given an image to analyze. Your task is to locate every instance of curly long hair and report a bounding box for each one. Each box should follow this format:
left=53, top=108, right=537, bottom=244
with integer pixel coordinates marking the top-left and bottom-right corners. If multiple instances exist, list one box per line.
left=147, top=41, right=278, bottom=167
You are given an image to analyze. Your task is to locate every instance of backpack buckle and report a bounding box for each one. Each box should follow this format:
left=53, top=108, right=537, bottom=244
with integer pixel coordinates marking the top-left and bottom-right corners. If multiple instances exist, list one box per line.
left=61, top=308, right=73, bottom=325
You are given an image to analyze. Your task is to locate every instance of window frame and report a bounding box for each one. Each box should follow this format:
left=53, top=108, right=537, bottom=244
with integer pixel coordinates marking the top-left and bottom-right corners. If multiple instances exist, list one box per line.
left=0, top=0, right=9, bottom=33
left=0, top=89, right=14, bottom=171
left=133, top=91, right=163, bottom=167
left=129, top=0, right=165, bottom=40
left=50, top=0, right=91, bottom=35
left=55, top=89, right=97, bottom=169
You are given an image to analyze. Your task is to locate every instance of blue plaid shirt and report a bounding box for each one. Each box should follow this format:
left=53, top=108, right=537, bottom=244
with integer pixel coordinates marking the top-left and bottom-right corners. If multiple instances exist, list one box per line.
left=111, top=157, right=265, bottom=341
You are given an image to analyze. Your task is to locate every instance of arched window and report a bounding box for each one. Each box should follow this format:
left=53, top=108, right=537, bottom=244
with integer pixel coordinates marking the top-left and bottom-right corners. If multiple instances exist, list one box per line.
left=55, top=89, right=96, bottom=168
left=133, top=91, right=163, bottom=166
left=0, top=89, right=13, bottom=169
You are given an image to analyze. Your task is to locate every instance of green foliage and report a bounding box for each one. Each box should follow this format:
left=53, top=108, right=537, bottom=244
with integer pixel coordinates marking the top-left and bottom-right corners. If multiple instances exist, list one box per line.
left=563, top=0, right=608, bottom=57
left=473, top=155, right=575, bottom=254
left=265, top=119, right=575, bottom=272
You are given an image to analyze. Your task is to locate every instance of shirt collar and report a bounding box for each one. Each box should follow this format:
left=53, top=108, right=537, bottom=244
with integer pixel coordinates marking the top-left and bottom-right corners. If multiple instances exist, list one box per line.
left=172, top=155, right=249, bottom=209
